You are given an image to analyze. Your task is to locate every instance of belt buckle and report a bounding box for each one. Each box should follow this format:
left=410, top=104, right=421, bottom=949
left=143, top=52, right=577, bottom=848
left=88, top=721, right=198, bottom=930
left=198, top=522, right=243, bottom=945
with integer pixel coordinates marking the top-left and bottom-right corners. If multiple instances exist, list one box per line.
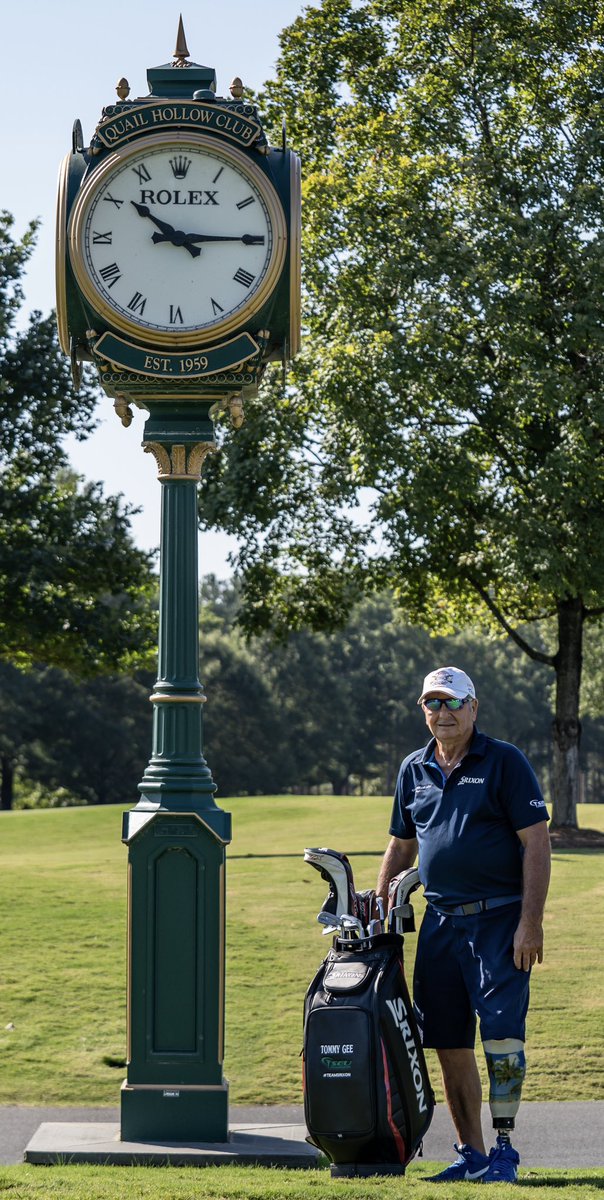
left=462, top=901, right=483, bottom=916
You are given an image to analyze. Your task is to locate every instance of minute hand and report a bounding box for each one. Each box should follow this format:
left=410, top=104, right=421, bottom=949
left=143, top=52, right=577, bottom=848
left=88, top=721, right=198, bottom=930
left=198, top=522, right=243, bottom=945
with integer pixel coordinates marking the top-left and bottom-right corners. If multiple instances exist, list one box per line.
left=182, top=232, right=265, bottom=246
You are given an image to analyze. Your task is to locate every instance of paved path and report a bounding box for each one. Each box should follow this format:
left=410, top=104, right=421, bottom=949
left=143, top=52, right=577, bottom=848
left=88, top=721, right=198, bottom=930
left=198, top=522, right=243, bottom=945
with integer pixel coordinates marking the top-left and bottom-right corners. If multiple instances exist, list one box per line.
left=2, top=1103, right=603, bottom=1169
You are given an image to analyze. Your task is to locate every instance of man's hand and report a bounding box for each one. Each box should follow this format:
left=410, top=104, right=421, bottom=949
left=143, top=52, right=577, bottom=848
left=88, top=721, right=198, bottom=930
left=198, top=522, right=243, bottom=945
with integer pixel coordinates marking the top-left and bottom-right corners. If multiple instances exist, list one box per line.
left=376, top=835, right=417, bottom=906
left=513, top=916, right=544, bottom=971
left=514, top=821, right=551, bottom=970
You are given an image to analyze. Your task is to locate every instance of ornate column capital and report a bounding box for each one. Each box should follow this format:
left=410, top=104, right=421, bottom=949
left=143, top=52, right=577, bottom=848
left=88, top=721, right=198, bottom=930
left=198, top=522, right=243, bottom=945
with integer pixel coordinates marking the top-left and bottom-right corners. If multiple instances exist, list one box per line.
left=143, top=441, right=218, bottom=482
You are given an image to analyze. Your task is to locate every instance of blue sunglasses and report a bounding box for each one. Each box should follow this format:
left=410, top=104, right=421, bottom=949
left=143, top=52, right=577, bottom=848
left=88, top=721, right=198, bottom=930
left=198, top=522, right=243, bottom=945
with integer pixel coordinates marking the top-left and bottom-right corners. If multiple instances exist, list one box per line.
left=422, top=696, right=473, bottom=712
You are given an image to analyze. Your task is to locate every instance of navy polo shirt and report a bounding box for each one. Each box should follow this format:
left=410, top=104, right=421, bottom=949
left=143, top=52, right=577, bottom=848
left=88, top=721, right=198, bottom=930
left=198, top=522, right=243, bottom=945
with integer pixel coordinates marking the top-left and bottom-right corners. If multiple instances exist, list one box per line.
left=389, top=727, right=549, bottom=907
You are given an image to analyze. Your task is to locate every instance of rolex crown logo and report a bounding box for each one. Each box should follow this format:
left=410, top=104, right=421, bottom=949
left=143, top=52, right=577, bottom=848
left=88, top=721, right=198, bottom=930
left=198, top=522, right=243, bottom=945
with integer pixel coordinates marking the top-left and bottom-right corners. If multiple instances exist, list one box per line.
left=169, top=155, right=192, bottom=179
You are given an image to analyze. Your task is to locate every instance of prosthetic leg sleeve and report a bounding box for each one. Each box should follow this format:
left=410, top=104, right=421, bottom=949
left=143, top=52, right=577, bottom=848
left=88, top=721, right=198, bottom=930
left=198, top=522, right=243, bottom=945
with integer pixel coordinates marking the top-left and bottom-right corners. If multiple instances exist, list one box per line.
left=482, top=1039, right=526, bottom=1132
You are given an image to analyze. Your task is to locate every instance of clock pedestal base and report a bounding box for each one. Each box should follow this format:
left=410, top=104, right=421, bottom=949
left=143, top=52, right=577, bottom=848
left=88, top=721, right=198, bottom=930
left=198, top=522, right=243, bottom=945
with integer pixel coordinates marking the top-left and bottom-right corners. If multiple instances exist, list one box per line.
left=121, top=1081, right=229, bottom=1143
left=121, top=414, right=230, bottom=1145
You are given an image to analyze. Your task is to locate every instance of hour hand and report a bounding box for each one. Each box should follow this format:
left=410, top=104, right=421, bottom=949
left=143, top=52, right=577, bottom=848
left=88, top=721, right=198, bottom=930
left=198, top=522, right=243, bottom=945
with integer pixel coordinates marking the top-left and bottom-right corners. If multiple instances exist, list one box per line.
left=131, top=201, right=176, bottom=238
left=130, top=201, right=200, bottom=258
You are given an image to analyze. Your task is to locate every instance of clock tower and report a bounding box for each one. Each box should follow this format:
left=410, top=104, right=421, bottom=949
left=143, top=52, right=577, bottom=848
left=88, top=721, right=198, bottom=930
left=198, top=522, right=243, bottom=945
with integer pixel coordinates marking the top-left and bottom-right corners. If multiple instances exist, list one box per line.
left=56, top=21, right=301, bottom=1143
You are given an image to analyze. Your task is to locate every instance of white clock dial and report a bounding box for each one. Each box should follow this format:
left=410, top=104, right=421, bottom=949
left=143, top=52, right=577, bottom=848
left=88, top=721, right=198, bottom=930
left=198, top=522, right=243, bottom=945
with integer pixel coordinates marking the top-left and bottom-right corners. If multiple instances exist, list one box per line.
left=68, top=133, right=287, bottom=345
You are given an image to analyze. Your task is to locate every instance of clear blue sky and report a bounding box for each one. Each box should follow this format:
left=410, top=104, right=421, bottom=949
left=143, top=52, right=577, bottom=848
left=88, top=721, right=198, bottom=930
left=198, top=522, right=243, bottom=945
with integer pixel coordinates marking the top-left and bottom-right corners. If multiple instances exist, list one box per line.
left=1, top=1, right=306, bottom=572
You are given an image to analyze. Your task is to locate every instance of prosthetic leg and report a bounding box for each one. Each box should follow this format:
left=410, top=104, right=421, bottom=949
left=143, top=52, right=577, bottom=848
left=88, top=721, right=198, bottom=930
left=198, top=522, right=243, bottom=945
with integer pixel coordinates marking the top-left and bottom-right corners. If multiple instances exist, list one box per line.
left=480, top=1038, right=525, bottom=1181
left=483, top=1037, right=526, bottom=1141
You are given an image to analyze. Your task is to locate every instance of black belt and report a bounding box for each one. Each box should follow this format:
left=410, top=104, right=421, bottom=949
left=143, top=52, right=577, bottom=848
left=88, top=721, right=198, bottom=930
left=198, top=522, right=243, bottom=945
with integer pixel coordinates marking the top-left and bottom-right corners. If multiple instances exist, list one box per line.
left=431, top=895, right=522, bottom=917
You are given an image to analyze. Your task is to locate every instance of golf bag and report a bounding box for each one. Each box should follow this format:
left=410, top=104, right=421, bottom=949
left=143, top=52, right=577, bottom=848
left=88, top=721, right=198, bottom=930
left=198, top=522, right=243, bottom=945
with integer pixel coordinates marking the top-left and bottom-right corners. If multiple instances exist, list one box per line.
left=303, top=871, right=434, bottom=1175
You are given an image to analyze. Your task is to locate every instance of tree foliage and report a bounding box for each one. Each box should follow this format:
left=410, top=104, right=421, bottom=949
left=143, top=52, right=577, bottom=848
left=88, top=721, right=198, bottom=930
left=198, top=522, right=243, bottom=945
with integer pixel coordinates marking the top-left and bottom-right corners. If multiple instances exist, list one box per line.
left=3, top=664, right=152, bottom=809
left=0, top=212, right=156, bottom=674
left=8, top=585, right=604, bottom=809
left=199, top=0, right=604, bottom=825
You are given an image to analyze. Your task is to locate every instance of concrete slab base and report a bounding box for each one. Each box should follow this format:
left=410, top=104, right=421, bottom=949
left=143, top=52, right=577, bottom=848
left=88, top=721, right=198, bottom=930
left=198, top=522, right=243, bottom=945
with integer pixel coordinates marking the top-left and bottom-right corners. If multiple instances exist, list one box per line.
left=23, top=1122, right=320, bottom=1168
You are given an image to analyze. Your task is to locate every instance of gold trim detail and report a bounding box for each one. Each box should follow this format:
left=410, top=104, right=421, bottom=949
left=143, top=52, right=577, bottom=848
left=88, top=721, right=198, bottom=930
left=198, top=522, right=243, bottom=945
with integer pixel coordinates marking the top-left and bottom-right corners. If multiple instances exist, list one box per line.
left=114, top=396, right=134, bottom=427
left=67, top=132, right=288, bottom=348
left=289, top=152, right=302, bottom=360
left=171, top=444, right=186, bottom=475
left=143, top=440, right=217, bottom=481
left=188, top=442, right=217, bottom=476
left=144, top=442, right=171, bottom=476
left=55, top=152, right=71, bottom=356
left=149, top=693, right=207, bottom=704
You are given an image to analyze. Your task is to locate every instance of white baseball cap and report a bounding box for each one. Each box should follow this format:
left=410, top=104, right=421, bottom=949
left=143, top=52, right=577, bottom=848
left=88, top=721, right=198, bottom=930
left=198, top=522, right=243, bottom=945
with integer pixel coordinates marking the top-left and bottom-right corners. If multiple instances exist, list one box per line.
left=418, top=666, right=476, bottom=704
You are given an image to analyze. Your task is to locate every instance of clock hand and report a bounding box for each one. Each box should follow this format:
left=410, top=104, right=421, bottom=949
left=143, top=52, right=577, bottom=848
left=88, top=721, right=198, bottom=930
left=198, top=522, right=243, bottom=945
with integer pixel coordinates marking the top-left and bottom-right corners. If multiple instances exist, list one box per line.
left=130, top=202, right=201, bottom=258
left=183, top=232, right=266, bottom=246
left=146, top=229, right=265, bottom=247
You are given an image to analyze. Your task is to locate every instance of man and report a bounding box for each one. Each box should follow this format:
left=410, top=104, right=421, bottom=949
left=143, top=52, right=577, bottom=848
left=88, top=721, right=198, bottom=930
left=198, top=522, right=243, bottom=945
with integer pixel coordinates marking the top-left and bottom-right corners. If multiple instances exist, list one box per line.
left=377, top=666, right=550, bottom=1184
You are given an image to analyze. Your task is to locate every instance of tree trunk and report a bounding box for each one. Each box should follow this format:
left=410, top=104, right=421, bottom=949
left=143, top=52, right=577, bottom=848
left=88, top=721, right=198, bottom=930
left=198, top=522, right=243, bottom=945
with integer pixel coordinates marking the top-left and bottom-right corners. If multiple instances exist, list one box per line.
left=331, top=776, right=350, bottom=795
left=1, top=755, right=14, bottom=811
left=550, top=597, right=584, bottom=829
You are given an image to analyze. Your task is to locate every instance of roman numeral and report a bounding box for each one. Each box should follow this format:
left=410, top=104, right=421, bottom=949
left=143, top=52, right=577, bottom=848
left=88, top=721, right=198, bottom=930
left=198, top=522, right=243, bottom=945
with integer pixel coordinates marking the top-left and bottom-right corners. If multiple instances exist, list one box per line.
left=233, top=268, right=255, bottom=288
left=236, top=196, right=255, bottom=210
left=98, top=262, right=122, bottom=288
left=92, top=231, right=112, bottom=244
left=127, top=291, right=147, bottom=315
left=210, top=297, right=224, bottom=315
left=212, top=167, right=224, bottom=184
left=169, top=304, right=184, bottom=325
left=103, top=192, right=124, bottom=209
left=132, top=163, right=152, bottom=184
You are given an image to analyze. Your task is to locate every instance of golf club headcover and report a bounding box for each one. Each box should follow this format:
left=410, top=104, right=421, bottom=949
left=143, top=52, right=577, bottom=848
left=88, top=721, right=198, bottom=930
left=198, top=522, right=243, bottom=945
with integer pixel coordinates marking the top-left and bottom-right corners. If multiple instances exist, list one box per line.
left=387, top=866, right=422, bottom=933
left=356, top=889, right=376, bottom=931
left=483, top=1038, right=526, bottom=1129
left=304, top=848, right=358, bottom=919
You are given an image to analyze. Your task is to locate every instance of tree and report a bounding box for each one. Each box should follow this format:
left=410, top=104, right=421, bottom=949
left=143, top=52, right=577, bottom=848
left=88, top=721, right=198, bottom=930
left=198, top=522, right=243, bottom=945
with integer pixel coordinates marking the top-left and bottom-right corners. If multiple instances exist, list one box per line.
left=0, top=211, right=157, bottom=675
left=20, top=667, right=152, bottom=807
left=199, top=0, right=604, bottom=827
left=201, top=628, right=297, bottom=797
left=262, top=596, right=431, bottom=794
left=0, top=662, right=36, bottom=810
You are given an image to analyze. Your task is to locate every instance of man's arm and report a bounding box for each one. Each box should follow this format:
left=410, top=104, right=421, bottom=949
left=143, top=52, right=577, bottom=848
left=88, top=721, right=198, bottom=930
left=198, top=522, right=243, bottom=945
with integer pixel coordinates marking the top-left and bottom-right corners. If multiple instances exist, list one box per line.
left=376, top=835, right=418, bottom=905
left=514, top=821, right=551, bottom=971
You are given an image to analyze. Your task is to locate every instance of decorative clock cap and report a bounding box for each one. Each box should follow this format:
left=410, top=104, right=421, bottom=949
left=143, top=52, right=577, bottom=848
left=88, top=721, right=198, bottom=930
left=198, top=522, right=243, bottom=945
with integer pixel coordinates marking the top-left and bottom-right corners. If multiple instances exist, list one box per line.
left=147, top=16, right=217, bottom=98
left=173, top=14, right=190, bottom=66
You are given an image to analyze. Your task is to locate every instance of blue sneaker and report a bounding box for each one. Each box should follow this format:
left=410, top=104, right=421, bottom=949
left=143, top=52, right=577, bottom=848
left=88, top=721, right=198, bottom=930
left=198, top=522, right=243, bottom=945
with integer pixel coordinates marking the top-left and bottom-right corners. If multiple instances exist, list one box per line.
left=482, top=1135, right=520, bottom=1183
left=427, top=1143, right=490, bottom=1182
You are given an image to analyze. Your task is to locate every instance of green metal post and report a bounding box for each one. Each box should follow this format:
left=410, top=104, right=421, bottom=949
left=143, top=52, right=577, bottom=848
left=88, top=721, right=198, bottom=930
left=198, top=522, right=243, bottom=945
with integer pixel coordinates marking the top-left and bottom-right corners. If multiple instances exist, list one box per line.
left=121, top=412, right=231, bottom=1142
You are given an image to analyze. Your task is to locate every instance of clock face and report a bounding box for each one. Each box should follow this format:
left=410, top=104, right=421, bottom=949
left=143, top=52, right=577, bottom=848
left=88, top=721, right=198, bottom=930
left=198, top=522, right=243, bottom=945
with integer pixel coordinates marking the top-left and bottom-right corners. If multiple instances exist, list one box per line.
left=68, top=133, right=286, bottom=345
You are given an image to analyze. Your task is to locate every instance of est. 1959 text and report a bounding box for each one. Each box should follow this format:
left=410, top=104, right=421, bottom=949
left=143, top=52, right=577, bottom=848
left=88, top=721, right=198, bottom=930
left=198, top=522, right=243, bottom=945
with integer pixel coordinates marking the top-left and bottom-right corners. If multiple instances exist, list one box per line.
left=143, top=353, right=209, bottom=374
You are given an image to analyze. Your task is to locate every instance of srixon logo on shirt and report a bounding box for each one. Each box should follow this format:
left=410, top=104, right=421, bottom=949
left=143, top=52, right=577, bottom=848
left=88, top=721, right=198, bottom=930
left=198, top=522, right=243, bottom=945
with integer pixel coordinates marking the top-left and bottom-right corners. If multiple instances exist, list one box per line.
left=385, top=998, right=428, bottom=1113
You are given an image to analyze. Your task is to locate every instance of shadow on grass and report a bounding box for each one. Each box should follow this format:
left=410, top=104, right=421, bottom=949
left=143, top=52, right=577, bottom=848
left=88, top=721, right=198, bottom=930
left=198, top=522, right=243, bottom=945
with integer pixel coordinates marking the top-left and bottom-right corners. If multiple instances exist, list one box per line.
left=230, top=851, right=385, bottom=859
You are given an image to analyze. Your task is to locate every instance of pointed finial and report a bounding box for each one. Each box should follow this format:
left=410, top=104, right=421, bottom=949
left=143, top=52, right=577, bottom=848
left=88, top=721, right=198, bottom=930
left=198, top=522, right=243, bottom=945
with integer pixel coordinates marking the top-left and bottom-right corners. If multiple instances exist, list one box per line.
left=230, top=77, right=244, bottom=99
left=116, top=77, right=130, bottom=101
left=173, top=15, right=190, bottom=66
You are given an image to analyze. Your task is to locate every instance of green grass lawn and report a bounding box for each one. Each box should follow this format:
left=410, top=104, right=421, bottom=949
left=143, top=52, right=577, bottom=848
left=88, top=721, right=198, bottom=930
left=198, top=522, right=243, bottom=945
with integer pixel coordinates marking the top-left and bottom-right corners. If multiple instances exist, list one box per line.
left=0, top=799, right=602, bottom=1108
left=0, top=1162, right=602, bottom=1199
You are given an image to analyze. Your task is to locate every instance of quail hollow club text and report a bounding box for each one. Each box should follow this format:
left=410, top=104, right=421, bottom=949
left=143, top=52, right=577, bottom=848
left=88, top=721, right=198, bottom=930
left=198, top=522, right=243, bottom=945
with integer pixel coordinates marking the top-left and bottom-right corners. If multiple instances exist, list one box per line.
left=97, top=102, right=260, bottom=150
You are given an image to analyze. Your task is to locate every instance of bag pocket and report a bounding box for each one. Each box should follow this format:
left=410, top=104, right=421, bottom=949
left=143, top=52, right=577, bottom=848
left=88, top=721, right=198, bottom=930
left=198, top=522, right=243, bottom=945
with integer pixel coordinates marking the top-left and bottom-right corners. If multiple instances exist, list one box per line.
left=305, top=1006, right=375, bottom=1137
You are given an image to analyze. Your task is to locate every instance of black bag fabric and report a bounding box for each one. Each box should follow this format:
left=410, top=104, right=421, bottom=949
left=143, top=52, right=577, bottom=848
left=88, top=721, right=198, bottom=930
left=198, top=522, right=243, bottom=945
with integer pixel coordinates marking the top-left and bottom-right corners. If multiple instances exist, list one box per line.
left=303, top=932, right=434, bottom=1174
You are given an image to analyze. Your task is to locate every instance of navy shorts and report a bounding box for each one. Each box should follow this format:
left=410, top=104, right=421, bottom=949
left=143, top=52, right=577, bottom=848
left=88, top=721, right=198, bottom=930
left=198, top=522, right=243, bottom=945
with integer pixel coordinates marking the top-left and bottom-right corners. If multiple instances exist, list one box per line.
left=413, top=901, right=529, bottom=1048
